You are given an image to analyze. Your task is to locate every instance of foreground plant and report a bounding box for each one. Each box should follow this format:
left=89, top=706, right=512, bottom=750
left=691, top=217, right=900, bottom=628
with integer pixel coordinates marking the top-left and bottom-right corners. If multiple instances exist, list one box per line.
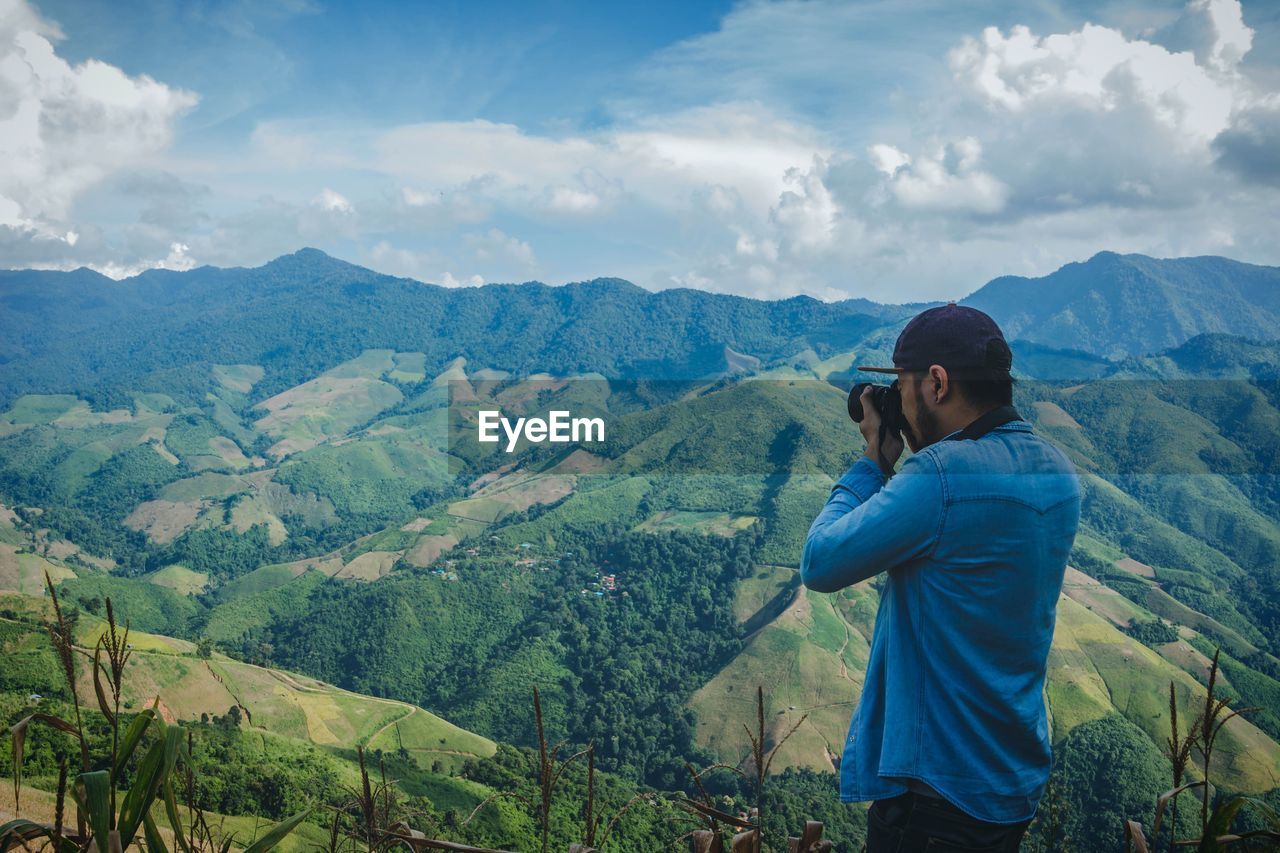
left=459, top=686, right=658, bottom=853
left=1124, top=648, right=1280, bottom=852
left=675, top=686, right=830, bottom=853
left=0, top=572, right=307, bottom=853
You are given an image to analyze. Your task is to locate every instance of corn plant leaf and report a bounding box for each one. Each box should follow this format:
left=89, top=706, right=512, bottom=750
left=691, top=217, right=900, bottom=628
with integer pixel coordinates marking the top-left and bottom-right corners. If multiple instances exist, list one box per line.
left=118, top=724, right=183, bottom=849
left=1228, top=796, right=1280, bottom=829
left=162, top=778, right=193, bottom=853
left=9, top=717, right=26, bottom=807
left=240, top=808, right=311, bottom=853
left=11, top=713, right=81, bottom=808
left=1220, top=829, right=1280, bottom=844
left=72, top=770, right=112, bottom=852
left=143, top=810, right=169, bottom=853
left=93, top=642, right=116, bottom=726
left=0, top=817, right=80, bottom=853
left=1152, top=780, right=1204, bottom=839
left=113, top=709, right=156, bottom=777
left=1202, top=796, right=1252, bottom=853
left=1122, top=819, right=1149, bottom=853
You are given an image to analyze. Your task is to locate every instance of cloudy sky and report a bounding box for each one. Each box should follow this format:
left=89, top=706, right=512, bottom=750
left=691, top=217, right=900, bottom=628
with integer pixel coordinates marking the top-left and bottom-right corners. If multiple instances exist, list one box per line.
left=1, top=0, right=1278, bottom=300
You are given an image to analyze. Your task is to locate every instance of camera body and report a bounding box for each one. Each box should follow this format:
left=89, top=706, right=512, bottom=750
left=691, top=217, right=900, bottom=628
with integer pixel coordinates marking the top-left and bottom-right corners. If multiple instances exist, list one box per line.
left=847, top=381, right=910, bottom=438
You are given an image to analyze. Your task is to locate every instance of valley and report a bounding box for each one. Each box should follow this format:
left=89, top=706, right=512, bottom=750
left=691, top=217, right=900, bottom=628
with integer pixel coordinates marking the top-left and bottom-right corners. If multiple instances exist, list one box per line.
left=3, top=249, right=1280, bottom=848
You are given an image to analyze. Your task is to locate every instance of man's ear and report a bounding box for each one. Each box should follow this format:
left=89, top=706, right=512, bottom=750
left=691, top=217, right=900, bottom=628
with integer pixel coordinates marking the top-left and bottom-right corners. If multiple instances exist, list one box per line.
left=930, top=365, right=949, bottom=404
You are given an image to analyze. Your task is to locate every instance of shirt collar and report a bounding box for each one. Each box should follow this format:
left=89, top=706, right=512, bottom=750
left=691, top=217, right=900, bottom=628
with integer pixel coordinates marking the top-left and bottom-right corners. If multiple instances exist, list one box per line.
left=941, top=405, right=1025, bottom=442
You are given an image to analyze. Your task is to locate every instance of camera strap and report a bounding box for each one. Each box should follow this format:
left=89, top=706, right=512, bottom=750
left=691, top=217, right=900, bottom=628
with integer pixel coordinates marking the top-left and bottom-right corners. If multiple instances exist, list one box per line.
left=947, top=404, right=1022, bottom=442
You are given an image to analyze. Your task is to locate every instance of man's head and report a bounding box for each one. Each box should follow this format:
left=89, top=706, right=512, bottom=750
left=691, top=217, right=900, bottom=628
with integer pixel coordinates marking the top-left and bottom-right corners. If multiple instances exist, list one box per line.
left=858, top=303, right=1014, bottom=450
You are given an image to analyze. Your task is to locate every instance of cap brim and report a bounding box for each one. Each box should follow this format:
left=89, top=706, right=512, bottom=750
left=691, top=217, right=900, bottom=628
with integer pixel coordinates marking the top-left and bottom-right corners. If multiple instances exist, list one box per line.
left=856, top=365, right=905, bottom=374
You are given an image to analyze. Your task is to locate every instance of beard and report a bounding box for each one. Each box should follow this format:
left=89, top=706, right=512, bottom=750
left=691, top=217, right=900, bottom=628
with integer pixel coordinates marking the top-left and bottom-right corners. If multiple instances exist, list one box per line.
left=910, top=378, right=942, bottom=448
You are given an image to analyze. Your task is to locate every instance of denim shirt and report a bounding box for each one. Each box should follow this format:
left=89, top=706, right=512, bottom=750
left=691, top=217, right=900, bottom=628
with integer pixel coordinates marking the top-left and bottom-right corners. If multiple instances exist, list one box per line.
left=800, top=418, right=1081, bottom=824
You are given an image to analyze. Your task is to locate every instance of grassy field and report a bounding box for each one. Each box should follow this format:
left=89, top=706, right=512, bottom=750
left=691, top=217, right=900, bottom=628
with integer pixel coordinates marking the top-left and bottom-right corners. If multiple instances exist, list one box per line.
left=207, top=435, right=254, bottom=469
left=366, top=700, right=499, bottom=773
left=388, top=351, right=427, bottom=383
left=690, top=581, right=872, bottom=773
left=732, top=564, right=796, bottom=624
left=212, top=363, right=265, bottom=394
left=229, top=494, right=289, bottom=545
left=203, top=569, right=329, bottom=643
left=1060, top=566, right=1151, bottom=628
left=254, top=375, right=404, bottom=457
left=1047, top=593, right=1280, bottom=792
left=145, top=564, right=209, bottom=595
left=335, top=550, right=400, bottom=580
left=124, top=497, right=220, bottom=544
left=0, top=544, right=76, bottom=595
left=75, top=614, right=197, bottom=654
left=55, top=609, right=499, bottom=761
left=633, top=509, right=757, bottom=537
left=3, top=394, right=83, bottom=425
left=212, top=561, right=308, bottom=598
left=251, top=349, right=435, bottom=458
left=127, top=467, right=337, bottom=553
left=494, top=475, right=651, bottom=546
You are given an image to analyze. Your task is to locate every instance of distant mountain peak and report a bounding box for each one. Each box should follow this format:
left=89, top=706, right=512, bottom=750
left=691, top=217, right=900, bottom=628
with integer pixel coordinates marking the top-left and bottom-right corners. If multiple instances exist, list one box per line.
left=260, top=247, right=369, bottom=276
left=963, top=252, right=1280, bottom=359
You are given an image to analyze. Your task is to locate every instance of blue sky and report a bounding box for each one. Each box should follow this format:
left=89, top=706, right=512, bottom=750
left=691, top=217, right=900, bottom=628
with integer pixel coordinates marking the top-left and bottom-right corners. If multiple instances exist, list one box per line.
left=1, top=0, right=1278, bottom=300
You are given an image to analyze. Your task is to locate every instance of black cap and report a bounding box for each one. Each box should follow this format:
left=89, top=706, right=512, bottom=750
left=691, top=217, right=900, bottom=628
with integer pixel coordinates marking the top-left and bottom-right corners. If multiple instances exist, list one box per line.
left=857, top=302, right=1012, bottom=379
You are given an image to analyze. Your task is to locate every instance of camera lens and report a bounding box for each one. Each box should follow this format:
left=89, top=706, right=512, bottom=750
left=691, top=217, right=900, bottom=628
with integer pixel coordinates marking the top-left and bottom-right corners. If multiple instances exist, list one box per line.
left=847, top=382, right=872, bottom=422
left=848, top=381, right=907, bottom=438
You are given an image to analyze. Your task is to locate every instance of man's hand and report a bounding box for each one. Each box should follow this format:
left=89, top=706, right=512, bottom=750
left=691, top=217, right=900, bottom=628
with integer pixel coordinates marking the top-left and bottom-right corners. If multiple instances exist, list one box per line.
left=858, top=385, right=904, bottom=477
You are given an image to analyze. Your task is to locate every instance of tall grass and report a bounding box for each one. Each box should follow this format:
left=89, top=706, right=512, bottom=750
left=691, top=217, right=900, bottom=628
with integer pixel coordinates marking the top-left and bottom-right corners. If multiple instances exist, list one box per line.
left=0, top=572, right=307, bottom=853
left=1125, top=649, right=1280, bottom=852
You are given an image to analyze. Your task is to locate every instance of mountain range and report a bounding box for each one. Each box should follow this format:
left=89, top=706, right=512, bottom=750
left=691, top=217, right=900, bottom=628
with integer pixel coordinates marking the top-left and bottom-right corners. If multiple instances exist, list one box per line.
left=2, top=248, right=1280, bottom=849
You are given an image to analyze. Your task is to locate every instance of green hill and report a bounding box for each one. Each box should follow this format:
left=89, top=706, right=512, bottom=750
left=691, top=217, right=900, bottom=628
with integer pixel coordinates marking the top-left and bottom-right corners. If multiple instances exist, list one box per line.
left=963, top=252, right=1280, bottom=359
left=62, top=606, right=498, bottom=774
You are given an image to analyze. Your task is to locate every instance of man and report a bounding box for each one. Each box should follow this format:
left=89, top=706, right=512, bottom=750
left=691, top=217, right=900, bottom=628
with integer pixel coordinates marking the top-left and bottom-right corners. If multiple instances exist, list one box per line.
left=800, top=303, right=1081, bottom=853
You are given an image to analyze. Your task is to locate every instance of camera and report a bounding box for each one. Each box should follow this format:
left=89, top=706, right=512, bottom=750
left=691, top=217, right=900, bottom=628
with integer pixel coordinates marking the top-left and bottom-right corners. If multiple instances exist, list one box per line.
left=847, top=381, right=910, bottom=438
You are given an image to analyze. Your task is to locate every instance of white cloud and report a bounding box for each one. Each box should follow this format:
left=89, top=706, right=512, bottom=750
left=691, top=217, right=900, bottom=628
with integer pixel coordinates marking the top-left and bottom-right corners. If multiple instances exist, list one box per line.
left=366, top=240, right=485, bottom=287
left=770, top=159, right=841, bottom=250
left=90, top=241, right=196, bottom=280
left=313, top=187, right=354, bottom=213
left=439, top=271, right=485, bottom=288
left=0, top=0, right=198, bottom=237
left=9, top=0, right=1278, bottom=304
left=466, top=227, right=535, bottom=267
left=400, top=187, right=440, bottom=207
left=546, top=186, right=601, bottom=213
left=948, top=17, right=1242, bottom=146
left=884, top=138, right=1008, bottom=213
left=359, top=103, right=828, bottom=222
left=867, top=144, right=911, bottom=176
left=1190, top=0, right=1252, bottom=73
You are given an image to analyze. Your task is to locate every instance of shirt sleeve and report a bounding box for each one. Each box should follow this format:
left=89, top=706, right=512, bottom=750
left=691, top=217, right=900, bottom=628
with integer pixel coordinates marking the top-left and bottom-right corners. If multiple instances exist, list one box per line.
left=800, top=451, right=944, bottom=593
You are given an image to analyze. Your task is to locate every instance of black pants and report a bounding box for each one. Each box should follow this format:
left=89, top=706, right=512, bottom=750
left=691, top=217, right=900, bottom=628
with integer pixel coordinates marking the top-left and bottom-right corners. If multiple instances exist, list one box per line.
left=863, top=791, right=1031, bottom=852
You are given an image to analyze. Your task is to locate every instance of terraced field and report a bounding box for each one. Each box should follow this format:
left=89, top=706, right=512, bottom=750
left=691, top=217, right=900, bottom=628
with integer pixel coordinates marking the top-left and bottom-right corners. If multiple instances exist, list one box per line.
left=64, top=610, right=497, bottom=773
